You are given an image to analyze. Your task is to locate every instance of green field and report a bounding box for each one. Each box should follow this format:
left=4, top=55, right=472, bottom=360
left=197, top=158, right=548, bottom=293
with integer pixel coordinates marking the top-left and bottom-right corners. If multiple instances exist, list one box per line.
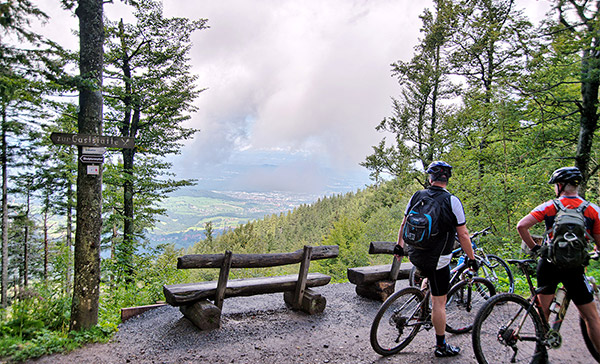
left=147, top=189, right=318, bottom=248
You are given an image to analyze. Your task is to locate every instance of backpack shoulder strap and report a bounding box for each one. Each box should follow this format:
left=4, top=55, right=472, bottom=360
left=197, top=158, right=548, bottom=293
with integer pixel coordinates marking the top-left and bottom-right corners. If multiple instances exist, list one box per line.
left=577, top=200, right=593, bottom=241
left=576, top=200, right=590, bottom=214
left=553, top=199, right=566, bottom=212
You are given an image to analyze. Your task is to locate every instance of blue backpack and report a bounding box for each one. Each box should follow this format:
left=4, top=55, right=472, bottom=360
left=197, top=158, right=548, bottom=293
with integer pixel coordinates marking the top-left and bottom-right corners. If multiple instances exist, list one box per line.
left=403, top=191, right=449, bottom=250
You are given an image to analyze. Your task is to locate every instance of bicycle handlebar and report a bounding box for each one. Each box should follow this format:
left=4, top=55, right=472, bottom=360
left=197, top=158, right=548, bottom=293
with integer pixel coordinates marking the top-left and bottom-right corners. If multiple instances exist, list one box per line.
left=470, top=226, right=492, bottom=240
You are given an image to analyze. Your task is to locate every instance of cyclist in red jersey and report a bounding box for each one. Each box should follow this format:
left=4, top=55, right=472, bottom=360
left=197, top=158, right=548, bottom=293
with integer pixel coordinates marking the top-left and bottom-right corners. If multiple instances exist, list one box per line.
left=517, top=166, right=600, bottom=353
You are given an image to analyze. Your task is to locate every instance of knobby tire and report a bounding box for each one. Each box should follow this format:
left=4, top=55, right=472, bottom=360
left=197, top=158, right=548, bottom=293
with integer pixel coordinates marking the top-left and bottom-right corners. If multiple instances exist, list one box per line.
left=472, top=293, right=547, bottom=364
left=445, top=277, right=496, bottom=334
left=370, top=287, right=424, bottom=356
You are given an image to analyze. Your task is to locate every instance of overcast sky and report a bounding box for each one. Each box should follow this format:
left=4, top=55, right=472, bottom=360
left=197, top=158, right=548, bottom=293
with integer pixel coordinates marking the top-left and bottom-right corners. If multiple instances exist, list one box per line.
left=34, top=0, right=551, bottom=194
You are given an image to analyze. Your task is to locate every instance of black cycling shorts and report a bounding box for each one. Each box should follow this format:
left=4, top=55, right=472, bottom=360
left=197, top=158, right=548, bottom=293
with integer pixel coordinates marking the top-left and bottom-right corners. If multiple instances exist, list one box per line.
left=537, top=258, right=594, bottom=306
left=415, top=264, right=451, bottom=297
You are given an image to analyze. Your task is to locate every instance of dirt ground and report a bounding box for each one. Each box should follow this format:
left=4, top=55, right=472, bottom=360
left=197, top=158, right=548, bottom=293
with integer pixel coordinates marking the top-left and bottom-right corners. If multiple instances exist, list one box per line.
left=27, top=281, right=597, bottom=364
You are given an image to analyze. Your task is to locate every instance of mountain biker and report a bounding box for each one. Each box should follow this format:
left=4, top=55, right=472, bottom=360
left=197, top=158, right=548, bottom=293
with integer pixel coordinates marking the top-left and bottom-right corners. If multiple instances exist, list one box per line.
left=394, top=161, right=478, bottom=358
left=517, top=166, right=600, bottom=353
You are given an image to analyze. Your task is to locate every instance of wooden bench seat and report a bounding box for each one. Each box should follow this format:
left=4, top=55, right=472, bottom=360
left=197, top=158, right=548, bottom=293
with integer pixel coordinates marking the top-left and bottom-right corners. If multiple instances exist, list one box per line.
left=346, top=241, right=410, bottom=301
left=347, top=262, right=413, bottom=286
left=163, top=245, right=338, bottom=330
left=164, top=272, right=332, bottom=306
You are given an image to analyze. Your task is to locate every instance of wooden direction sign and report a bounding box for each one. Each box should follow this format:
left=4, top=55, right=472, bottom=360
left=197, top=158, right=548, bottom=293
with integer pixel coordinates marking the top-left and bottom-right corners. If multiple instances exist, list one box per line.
left=80, top=154, right=105, bottom=164
left=50, top=132, right=135, bottom=149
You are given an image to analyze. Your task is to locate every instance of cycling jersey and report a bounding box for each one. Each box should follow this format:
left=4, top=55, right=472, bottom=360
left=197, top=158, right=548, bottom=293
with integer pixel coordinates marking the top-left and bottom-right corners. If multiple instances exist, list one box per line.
left=529, top=196, right=600, bottom=237
left=527, top=195, right=600, bottom=305
left=404, top=186, right=467, bottom=271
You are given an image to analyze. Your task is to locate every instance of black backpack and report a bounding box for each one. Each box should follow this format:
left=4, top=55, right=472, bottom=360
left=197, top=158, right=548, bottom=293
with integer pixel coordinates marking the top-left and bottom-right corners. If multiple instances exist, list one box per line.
left=402, top=191, right=449, bottom=250
left=542, top=199, right=591, bottom=269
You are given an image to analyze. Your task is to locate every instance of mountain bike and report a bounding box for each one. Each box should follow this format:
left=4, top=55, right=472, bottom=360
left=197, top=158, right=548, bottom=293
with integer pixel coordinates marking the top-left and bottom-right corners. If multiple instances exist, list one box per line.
left=471, top=253, right=600, bottom=363
left=409, top=227, right=514, bottom=293
left=370, top=268, right=495, bottom=356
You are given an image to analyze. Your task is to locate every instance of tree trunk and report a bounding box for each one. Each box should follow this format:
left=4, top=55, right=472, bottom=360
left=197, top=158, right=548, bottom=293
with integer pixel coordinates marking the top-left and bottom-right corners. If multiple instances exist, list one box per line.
left=122, top=147, right=135, bottom=282
left=110, top=207, right=117, bottom=287
left=66, top=178, right=73, bottom=297
left=1, top=107, right=8, bottom=308
left=575, top=46, right=600, bottom=196
left=23, top=190, right=30, bottom=288
left=118, top=28, right=137, bottom=282
left=70, top=0, right=104, bottom=332
left=43, top=209, right=48, bottom=281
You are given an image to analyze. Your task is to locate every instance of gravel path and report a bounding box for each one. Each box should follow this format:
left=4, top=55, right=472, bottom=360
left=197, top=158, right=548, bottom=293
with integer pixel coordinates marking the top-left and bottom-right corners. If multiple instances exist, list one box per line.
left=27, top=281, right=596, bottom=364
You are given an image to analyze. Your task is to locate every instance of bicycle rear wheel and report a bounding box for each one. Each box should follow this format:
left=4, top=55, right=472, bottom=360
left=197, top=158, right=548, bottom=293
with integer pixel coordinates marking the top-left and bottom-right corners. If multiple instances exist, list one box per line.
left=408, top=265, right=421, bottom=287
left=479, top=254, right=515, bottom=293
left=472, top=293, right=547, bottom=364
left=445, top=277, right=495, bottom=334
left=370, top=287, right=425, bottom=356
left=579, top=292, right=600, bottom=362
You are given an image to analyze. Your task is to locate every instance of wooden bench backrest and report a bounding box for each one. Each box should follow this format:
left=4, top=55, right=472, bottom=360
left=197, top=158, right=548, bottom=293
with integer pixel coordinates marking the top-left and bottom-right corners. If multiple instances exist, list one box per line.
left=176, top=245, right=339, bottom=311
left=368, top=241, right=400, bottom=281
left=177, top=245, right=339, bottom=269
left=369, top=241, right=395, bottom=255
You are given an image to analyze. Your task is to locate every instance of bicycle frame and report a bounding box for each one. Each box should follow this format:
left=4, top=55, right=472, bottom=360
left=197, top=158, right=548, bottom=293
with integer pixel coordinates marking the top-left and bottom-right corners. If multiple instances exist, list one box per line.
left=472, top=254, right=600, bottom=364
left=503, top=260, right=578, bottom=350
left=501, top=261, right=551, bottom=345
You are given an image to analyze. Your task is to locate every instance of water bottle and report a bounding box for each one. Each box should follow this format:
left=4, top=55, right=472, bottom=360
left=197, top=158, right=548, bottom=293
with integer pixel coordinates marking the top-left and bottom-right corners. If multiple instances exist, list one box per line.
left=587, top=276, right=600, bottom=300
left=550, top=287, right=567, bottom=314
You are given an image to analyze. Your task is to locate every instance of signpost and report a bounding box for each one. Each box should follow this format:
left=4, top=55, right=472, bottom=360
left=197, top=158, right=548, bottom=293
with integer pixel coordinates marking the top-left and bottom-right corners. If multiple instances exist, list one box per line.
left=50, top=132, right=134, bottom=175
left=82, top=146, right=106, bottom=155
left=50, top=132, right=135, bottom=149
left=80, top=155, right=104, bottom=164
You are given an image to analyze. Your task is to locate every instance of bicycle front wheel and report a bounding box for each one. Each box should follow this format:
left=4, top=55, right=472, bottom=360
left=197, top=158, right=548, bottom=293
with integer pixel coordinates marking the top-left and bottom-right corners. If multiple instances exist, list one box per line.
left=446, top=277, right=495, bottom=334
left=370, top=287, right=425, bottom=356
left=472, top=293, right=547, bottom=364
left=479, top=254, right=515, bottom=293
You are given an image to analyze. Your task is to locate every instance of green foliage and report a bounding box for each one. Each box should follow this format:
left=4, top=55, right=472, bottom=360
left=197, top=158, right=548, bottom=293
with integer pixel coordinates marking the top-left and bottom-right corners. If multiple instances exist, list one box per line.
left=317, top=216, right=368, bottom=282
left=0, top=283, right=114, bottom=362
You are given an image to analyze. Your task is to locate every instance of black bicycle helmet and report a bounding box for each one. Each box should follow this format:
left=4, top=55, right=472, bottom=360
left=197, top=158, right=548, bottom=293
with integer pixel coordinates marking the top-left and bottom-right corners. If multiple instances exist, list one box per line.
left=426, top=161, right=452, bottom=182
left=548, top=166, right=583, bottom=186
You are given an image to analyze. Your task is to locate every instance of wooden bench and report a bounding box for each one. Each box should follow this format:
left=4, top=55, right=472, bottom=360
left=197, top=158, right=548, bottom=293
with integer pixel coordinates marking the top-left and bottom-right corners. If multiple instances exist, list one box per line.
left=346, top=241, right=413, bottom=301
left=163, top=245, right=339, bottom=330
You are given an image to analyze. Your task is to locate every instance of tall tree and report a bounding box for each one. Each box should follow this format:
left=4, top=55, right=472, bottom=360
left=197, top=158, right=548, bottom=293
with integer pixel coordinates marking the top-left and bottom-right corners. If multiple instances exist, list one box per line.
left=442, top=0, right=533, bottom=230
left=447, top=0, right=532, bottom=172
left=68, top=0, right=104, bottom=331
left=0, top=0, right=49, bottom=308
left=102, top=0, right=206, bottom=281
left=548, top=0, right=600, bottom=191
left=362, top=0, right=456, bottom=185
left=9, top=172, right=35, bottom=288
left=39, top=106, right=78, bottom=290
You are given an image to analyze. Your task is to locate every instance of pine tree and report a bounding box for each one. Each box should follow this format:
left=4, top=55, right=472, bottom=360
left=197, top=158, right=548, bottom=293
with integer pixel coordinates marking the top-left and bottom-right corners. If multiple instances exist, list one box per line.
left=102, top=0, right=207, bottom=281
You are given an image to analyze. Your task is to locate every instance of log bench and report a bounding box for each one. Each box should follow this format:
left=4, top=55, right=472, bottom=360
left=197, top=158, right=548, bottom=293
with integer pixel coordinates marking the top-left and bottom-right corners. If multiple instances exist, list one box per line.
left=346, top=241, right=413, bottom=301
left=163, top=245, right=339, bottom=330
